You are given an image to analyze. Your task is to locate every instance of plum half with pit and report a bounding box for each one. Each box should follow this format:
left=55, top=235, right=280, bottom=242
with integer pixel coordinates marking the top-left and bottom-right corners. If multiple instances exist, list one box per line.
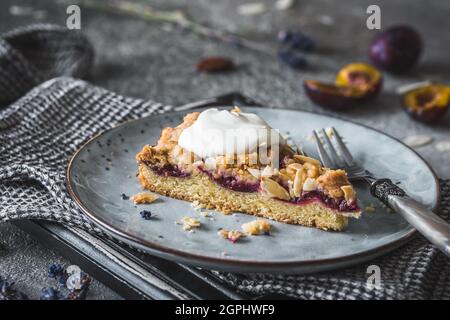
left=369, top=25, right=422, bottom=74
left=304, top=63, right=382, bottom=110
left=402, top=84, right=450, bottom=123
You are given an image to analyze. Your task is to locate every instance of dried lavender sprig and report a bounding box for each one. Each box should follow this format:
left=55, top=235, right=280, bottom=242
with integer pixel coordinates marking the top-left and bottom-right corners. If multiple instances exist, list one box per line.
left=66, top=0, right=275, bottom=56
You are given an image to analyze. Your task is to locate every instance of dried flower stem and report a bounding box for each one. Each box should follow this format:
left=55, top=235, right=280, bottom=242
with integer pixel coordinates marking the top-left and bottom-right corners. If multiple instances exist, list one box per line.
left=69, top=0, right=274, bottom=56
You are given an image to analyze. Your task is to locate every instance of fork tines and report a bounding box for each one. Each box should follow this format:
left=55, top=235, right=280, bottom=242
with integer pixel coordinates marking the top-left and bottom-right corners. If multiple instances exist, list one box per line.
left=313, top=127, right=355, bottom=169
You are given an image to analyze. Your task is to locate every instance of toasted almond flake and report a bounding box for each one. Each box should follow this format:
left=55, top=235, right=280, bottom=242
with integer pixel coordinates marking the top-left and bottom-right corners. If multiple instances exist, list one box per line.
left=403, top=135, right=433, bottom=148
left=278, top=168, right=291, bottom=181
left=396, top=81, right=432, bottom=95
left=204, top=157, right=217, bottom=170
left=242, top=219, right=271, bottom=235
left=247, top=168, right=261, bottom=178
left=261, top=178, right=290, bottom=200
left=294, top=155, right=322, bottom=167
left=261, top=165, right=278, bottom=178
left=237, top=2, right=266, bottom=16
left=341, top=185, right=356, bottom=202
left=365, top=205, right=376, bottom=213
left=131, top=192, right=159, bottom=204
left=293, top=169, right=304, bottom=197
left=436, top=141, right=450, bottom=152
left=303, top=162, right=320, bottom=178
left=275, top=0, right=295, bottom=10
left=303, top=177, right=318, bottom=191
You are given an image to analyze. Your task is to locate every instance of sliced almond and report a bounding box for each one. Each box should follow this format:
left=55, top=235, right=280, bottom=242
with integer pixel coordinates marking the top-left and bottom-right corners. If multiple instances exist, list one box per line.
left=261, top=178, right=290, bottom=200
left=247, top=168, right=261, bottom=178
left=396, top=81, right=432, bottom=95
left=275, top=0, right=295, bottom=11
left=288, top=180, right=295, bottom=198
left=436, top=141, right=450, bottom=152
left=403, top=135, right=433, bottom=148
left=293, top=169, right=304, bottom=197
left=294, top=155, right=322, bottom=167
left=278, top=168, right=291, bottom=180
left=261, top=165, right=278, bottom=178
left=237, top=2, right=266, bottom=16
left=341, top=185, right=356, bottom=202
left=303, top=177, right=318, bottom=191
left=303, top=162, right=320, bottom=178
left=286, top=163, right=303, bottom=175
left=204, top=157, right=217, bottom=170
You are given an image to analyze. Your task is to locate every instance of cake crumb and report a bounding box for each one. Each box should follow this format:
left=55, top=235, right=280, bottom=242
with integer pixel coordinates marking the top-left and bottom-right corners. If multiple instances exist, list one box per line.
left=365, top=204, right=376, bottom=213
left=200, top=211, right=212, bottom=217
left=325, top=127, right=334, bottom=138
left=191, top=200, right=206, bottom=211
left=131, top=192, right=159, bottom=204
left=218, top=229, right=246, bottom=243
left=182, top=216, right=201, bottom=231
left=242, top=219, right=271, bottom=235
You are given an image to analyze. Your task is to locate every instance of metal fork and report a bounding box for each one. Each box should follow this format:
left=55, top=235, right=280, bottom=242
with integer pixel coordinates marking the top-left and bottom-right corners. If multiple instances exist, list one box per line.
left=313, top=127, right=450, bottom=257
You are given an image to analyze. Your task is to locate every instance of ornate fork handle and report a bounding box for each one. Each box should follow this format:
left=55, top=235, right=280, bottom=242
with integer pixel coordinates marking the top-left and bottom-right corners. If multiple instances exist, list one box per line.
left=371, top=179, right=450, bottom=257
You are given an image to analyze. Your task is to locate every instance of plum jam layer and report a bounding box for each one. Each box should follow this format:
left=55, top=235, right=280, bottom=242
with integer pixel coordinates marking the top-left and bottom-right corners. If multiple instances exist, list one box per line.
left=149, top=164, right=190, bottom=178
left=289, top=191, right=360, bottom=212
left=197, top=167, right=260, bottom=193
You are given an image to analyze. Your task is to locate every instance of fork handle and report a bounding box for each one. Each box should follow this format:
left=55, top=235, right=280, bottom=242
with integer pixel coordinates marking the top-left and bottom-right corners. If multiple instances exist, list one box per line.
left=371, top=179, right=450, bottom=257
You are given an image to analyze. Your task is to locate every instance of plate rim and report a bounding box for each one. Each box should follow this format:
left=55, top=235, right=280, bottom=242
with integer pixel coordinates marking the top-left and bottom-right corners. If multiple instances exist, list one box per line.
left=66, top=107, right=441, bottom=272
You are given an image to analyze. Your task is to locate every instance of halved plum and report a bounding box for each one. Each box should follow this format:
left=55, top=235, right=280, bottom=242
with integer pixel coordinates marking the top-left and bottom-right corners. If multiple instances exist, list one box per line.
left=304, top=63, right=382, bottom=109
left=403, top=84, right=450, bottom=123
left=303, top=80, right=365, bottom=109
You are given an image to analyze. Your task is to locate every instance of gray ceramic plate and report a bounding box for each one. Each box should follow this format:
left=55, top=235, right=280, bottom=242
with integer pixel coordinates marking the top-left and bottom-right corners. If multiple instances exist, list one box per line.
left=67, top=107, right=440, bottom=273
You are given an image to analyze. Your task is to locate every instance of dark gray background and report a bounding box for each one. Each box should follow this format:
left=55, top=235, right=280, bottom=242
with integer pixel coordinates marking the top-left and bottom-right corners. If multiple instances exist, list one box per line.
left=0, top=0, right=449, bottom=299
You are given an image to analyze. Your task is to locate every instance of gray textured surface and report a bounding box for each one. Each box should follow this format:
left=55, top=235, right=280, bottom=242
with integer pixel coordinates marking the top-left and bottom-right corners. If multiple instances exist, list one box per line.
left=1, top=0, right=449, bottom=299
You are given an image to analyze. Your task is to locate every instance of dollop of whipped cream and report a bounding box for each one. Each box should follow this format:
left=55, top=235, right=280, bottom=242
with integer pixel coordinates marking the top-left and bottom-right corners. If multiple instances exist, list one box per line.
left=178, top=108, right=285, bottom=158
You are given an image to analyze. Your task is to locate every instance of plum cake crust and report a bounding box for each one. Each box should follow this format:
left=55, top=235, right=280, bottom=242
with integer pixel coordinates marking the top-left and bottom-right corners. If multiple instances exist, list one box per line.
left=136, top=109, right=361, bottom=231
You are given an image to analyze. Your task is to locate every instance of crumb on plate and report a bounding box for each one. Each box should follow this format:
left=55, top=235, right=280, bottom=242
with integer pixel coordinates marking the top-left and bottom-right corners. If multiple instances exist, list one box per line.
left=365, top=204, right=376, bottom=213
left=218, top=229, right=246, bottom=243
left=131, top=191, right=159, bottom=204
left=182, top=216, right=201, bottom=231
left=241, top=219, right=271, bottom=235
